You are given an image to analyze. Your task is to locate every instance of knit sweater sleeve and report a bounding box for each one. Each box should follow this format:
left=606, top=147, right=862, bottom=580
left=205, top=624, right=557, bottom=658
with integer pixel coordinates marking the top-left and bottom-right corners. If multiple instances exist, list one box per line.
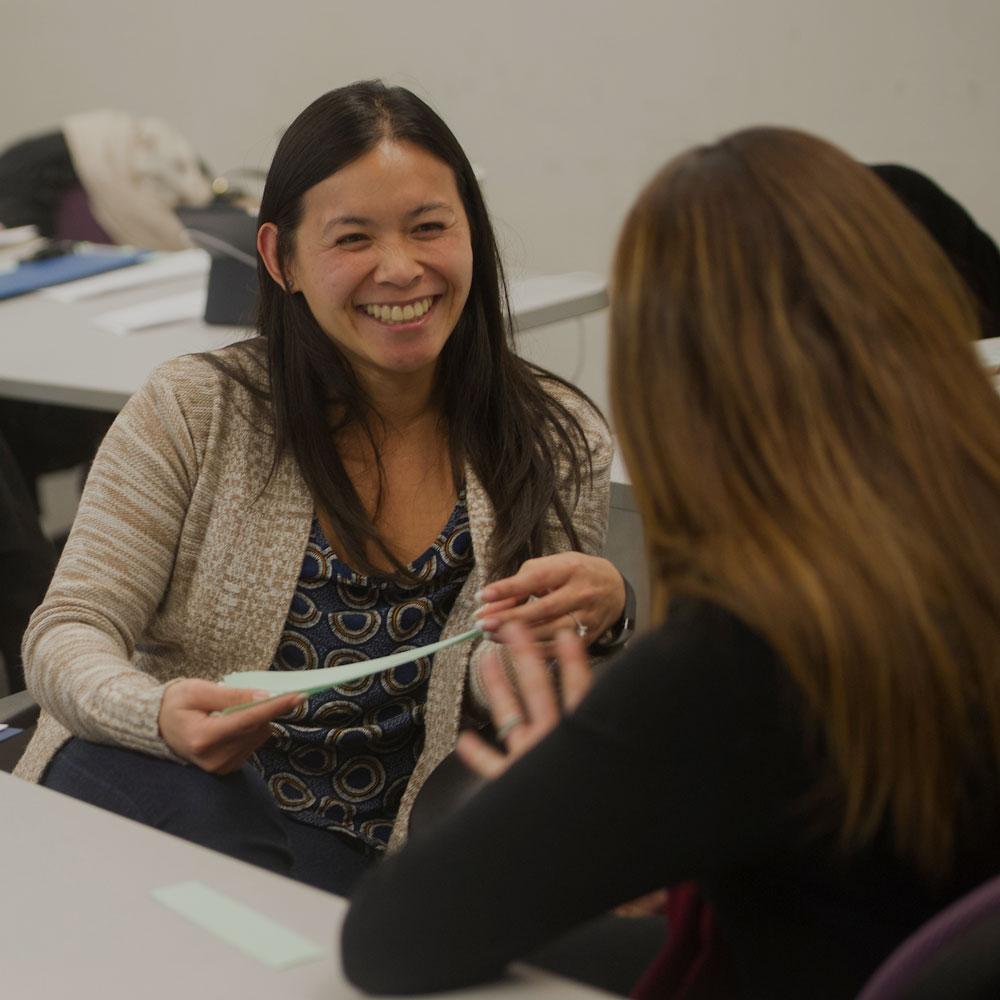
left=22, top=358, right=212, bottom=759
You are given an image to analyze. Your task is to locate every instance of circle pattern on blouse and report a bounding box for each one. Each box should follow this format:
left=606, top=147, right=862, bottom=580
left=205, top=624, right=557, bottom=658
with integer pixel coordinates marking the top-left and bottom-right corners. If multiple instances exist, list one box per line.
left=252, top=491, right=473, bottom=850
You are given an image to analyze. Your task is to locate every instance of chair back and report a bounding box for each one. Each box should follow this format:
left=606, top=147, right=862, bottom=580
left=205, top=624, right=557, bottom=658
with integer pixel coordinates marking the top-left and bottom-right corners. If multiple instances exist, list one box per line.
left=856, top=873, right=1000, bottom=1000
left=52, top=183, right=112, bottom=243
left=0, top=690, right=39, bottom=773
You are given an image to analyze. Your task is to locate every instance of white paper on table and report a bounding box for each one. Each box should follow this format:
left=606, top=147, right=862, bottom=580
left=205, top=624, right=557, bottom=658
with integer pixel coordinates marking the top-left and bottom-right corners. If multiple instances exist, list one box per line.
left=92, top=289, right=207, bottom=336
left=44, top=248, right=209, bottom=302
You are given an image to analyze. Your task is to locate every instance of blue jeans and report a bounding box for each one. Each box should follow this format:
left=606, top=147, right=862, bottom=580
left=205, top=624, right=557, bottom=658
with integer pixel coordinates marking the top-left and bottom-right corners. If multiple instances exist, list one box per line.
left=43, top=737, right=377, bottom=897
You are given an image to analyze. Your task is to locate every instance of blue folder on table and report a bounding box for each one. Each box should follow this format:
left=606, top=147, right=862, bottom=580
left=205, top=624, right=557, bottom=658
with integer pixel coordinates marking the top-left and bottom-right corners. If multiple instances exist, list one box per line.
left=0, top=249, right=148, bottom=300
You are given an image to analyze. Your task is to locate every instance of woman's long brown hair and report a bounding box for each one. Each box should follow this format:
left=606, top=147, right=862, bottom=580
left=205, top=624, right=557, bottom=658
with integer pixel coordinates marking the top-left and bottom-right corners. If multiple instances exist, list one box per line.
left=610, top=126, right=1000, bottom=881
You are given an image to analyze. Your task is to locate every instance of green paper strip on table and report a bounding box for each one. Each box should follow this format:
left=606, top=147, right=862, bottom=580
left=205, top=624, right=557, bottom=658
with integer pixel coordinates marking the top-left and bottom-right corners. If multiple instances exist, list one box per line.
left=152, top=881, right=327, bottom=969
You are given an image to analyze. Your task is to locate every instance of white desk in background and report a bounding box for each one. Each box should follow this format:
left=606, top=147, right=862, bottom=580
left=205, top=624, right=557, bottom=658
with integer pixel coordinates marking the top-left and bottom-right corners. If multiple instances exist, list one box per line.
left=0, top=255, right=607, bottom=412
left=0, top=771, right=610, bottom=999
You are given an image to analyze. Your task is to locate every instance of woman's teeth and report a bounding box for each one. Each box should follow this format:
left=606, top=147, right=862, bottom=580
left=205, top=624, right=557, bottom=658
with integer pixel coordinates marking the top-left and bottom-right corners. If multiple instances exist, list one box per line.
left=362, top=297, right=434, bottom=324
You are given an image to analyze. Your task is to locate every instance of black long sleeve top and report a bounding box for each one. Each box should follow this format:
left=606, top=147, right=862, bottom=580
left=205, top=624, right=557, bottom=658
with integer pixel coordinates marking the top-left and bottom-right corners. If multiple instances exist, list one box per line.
left=343, top=599, right=998, bottom=998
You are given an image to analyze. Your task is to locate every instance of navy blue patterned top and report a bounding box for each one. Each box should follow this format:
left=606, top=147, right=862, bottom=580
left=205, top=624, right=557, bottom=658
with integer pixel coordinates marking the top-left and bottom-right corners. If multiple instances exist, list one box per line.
left=253, top=492, right=473, bottom=849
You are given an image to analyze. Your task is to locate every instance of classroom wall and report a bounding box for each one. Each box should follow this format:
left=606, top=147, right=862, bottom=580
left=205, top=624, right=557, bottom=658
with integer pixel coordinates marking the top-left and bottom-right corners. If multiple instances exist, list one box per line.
left=5, top=0, right=999, bottom=414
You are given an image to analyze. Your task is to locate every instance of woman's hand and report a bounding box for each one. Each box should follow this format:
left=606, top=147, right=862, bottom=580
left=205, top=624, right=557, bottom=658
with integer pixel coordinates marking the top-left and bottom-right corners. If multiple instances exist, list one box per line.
left=456, top=623, right=591, bottom=779
left=158, top=679, right=304, bottom=775
left=475, top=552, right=626, bottom=647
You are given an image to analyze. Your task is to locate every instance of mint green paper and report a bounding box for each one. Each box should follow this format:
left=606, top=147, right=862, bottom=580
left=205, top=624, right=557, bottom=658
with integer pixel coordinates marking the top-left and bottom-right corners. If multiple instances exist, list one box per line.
left=151, top=881, right=327, bottom=969
left=221, top=627, right=483, bottom=698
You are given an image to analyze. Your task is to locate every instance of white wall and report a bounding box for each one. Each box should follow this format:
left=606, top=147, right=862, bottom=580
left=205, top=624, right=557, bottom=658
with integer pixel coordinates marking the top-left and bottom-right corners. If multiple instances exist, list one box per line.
left=6, top=0, right=999, bottom=414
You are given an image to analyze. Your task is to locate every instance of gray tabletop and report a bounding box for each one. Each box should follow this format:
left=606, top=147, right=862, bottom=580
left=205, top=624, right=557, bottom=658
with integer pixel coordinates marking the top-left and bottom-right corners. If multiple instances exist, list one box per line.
left=0, top=771, right=612, bottom=999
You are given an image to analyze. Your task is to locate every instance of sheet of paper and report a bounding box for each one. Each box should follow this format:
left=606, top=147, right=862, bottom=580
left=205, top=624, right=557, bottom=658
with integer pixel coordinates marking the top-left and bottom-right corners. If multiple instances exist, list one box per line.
left=92, top=289, right=207, bottom=335
left=221, top=627, right=482, bottom=705
left=44, top=248, right=209, bottom=302
left=151, top=881, right=327, bottom=970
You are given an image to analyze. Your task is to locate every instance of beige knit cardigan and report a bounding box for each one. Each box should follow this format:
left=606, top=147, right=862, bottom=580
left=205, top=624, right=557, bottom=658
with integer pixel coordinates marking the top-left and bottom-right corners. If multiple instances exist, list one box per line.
left=16, top=343, right=611, bottom=849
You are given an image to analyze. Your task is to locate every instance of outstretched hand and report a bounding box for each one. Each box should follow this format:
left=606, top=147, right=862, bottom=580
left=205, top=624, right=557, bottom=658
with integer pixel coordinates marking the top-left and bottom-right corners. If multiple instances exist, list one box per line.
left=456, top=622, right=592, bottom=779
left=475, top=552, right=625, bottom=648
left=159, top=678, right=304, bottom=774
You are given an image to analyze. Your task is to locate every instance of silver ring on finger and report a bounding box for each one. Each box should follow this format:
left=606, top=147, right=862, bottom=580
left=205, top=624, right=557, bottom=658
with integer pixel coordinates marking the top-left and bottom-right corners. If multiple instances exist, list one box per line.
left=495, top=712, right=525, bottom=742
left=568, top=610, right=589, bottom=639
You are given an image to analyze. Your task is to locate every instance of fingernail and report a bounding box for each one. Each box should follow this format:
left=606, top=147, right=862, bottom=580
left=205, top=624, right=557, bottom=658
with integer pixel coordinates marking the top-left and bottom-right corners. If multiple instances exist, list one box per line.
left=252, top=690, right=272, bottom=701
left=476, top=588, right=494, bottom=602
left=479, top=618, right=497, bottom=632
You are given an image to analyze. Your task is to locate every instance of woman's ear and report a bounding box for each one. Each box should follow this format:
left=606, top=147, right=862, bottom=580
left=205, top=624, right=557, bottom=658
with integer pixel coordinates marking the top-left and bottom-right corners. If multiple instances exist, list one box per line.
left=257, top=222, right=294, bottom=291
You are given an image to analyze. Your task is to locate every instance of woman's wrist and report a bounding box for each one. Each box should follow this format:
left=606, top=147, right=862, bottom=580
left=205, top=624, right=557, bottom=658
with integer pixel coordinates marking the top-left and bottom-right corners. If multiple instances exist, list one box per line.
left=589, top=575, right=636, bottom=651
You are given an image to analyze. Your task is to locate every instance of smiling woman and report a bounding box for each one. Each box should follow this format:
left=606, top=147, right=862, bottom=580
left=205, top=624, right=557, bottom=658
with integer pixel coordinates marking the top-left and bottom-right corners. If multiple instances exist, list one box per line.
left=258, top=139, right=473, bottom=391
left=15, top=80, right=625, bottom=898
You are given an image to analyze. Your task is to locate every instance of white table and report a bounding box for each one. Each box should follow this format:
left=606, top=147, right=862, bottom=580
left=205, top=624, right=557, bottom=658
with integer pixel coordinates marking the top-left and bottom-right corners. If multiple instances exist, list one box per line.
left=0, top=771, right=611, bottom=999
left=0, top=263, right=607, bottom=412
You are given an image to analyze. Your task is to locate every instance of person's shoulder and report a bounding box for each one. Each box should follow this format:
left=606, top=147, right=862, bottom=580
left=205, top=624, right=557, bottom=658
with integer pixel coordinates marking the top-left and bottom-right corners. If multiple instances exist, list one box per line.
left=144, top=338, right=269, bottom=405
left=661, top=597, right=766, bottom=651
left=536, top=373, right=603, bottom=419
left=613, top=597, right=773, bottom=682
left=585, top=596, right=788, bottom=731
left=534, top=373, right=610, bottom=447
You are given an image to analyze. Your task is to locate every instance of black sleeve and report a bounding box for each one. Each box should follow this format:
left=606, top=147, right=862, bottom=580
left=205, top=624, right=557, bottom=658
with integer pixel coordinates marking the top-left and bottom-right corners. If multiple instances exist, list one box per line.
left=342, top=600, right=811, bottom=994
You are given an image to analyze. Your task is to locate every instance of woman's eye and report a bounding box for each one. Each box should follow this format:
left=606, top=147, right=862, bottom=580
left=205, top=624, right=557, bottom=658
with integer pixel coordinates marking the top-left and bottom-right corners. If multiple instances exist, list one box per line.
left=414, top=222, right=445, bottom=235
left=336, top=233, right=369, bottom=247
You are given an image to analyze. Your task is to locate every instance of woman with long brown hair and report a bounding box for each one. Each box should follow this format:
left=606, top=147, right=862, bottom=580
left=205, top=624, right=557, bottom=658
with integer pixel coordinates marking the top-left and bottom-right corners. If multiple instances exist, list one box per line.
left=343, top=127, right=1000, bottom=997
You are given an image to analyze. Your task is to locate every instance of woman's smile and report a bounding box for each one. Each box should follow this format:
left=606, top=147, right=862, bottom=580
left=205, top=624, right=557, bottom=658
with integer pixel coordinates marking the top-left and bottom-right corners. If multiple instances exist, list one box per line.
left=357, top=295, right=440, bottom=328
left=259, top=138, right=474, bottom=389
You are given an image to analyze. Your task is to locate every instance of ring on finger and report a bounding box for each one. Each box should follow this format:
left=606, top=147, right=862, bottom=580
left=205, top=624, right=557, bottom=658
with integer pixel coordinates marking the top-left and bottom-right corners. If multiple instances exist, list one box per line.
left=495, top=712, right=525, bottom=742
left=568, top=610, right=589, bottom=639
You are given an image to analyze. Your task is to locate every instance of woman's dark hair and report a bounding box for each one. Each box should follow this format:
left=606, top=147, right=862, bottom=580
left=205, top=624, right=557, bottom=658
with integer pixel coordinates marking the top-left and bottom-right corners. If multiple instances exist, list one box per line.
left=212, top=80, right=597, bottom=579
